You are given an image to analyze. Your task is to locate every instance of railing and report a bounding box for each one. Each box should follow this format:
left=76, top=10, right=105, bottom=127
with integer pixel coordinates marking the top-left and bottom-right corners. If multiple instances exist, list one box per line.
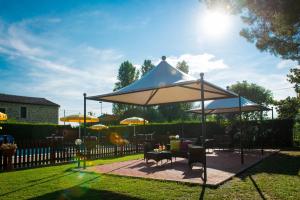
left=0, top=140, right=143, bottom=171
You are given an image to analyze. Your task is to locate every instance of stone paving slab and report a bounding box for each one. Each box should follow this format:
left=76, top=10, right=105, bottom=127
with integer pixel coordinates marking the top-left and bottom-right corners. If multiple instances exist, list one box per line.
left=87, top=149, right=278, bottom=186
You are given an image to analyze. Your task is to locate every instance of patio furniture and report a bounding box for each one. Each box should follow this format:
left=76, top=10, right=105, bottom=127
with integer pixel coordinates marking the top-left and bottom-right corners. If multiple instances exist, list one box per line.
left=145, top=151, right=172, bottom=165
left=143, top=142, right=155, bottom=160
left=188, top=145, right=206, bottom=169
left=170, top=139, right=195, bottom=159
left=85, top=56, right=237, bottom=182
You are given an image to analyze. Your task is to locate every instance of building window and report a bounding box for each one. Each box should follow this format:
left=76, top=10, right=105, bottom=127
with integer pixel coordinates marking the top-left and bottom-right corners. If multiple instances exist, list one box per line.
left=20, top=106, right=27, bottom=118
left=0, top=108, right=5, bottom=113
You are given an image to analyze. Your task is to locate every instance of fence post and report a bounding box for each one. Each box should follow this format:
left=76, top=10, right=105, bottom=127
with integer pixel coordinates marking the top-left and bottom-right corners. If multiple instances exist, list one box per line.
left=114, top=145, right=118, bottom=157
left=50, top=140, right=55, bottom=165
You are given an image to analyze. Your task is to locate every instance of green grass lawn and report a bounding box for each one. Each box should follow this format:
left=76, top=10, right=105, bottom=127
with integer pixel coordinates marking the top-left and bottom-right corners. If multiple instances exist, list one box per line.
left=0, top=152, right=299, bottom=200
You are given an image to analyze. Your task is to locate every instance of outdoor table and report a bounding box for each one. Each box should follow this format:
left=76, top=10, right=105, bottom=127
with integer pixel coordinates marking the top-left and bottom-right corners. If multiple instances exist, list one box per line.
left=145, top=151, right=172, bottom=165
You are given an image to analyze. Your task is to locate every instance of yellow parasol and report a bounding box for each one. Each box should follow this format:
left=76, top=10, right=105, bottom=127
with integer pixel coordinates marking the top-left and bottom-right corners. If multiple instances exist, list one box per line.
left=0, top=112, right=7, bottom=121
left=88, top=124, right=109, bottom=140
left=120, top=117, right=148, bottom=137
left=88, top=124, right=108, bottom=130
left=60, top=114, right=99, bottom=123
left=60, top=114, right=99, bottom=138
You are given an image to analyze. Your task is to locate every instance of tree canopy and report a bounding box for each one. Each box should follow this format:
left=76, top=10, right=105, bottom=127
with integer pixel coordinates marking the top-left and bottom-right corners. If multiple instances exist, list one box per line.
left=276, top=97, right=300, bottom=119
left=287, top=68, right=300, bottom=94
left=113, top=61, right=139, bottom=116
left=141, top=60, right=155, bottom=76
left=176, top=60, right=189, bottom=74
left=276, top=68, right=300, bottom=119
left=228, top=81, right=274, bottom=106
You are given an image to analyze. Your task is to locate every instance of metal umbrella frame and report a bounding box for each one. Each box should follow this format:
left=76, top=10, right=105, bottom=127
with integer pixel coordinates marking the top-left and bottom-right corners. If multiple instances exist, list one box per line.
left=83, top=56, right=237, bottom=181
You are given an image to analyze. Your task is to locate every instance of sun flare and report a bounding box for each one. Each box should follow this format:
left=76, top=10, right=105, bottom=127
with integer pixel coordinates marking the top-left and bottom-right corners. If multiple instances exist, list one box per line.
left=200, top=10, right=231, bottom=38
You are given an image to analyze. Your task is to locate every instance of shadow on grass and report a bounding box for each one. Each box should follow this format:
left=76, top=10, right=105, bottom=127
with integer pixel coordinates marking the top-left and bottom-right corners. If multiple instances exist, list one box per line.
left=243, top=152, right=300, bottom=177
left=198, top=152, right=300, bottom=200
left=0, top=171, right=77, bottom=197
left=27, top=187, right=143, bottom=200
left=199, top=185, right=206, bottom=200
left=249, top=175, right=266, bottom=200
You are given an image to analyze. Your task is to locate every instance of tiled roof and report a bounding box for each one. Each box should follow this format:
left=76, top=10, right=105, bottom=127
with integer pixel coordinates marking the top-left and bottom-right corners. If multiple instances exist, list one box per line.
left=0, top=93, right=60, bottom=107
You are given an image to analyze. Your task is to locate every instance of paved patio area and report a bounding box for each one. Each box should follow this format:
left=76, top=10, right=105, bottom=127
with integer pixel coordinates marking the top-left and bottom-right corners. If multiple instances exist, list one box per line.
left=87, top=149, right=278, bottom=186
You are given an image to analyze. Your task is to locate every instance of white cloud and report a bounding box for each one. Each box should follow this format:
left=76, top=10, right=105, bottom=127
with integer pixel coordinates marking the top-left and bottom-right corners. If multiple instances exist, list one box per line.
left=277, top=59, right=299, bottom=69
left=165, top=53, right=229, bottom=76
left=0, top=17, right=123, bottom=117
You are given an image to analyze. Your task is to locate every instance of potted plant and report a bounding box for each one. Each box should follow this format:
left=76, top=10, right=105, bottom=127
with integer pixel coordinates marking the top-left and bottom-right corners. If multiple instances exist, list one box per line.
left=0, top=143, right=17, bottom=157
left=0, top=143, right=17, bottom=170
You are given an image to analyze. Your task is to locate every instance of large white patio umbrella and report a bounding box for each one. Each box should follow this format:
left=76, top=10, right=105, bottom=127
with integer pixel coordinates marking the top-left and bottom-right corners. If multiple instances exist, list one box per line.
left=87, top=57, right=236, bottom=106
left=120, top=117, right=149, bottom=137
left=84, top=56, right=237, bottom=181
left=188, top=97, right=271, bottom=164
left=188, top=97, right=270, bottom=114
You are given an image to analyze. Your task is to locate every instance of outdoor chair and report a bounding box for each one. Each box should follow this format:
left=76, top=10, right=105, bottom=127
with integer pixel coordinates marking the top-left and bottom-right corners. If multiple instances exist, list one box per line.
left=170, top=138, right=196, bottom=160
left=143, top=142, right=155, bottom=160
left=187, top=145, right=206, bottom=169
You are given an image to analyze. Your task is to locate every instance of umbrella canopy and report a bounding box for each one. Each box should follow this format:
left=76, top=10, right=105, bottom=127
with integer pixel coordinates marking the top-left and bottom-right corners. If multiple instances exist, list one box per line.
left=87, top=57, right=236, bottom=105
left=0, top=112, right=7, bottom=121
left=88, top=124, right=109, bottom=130
left=188, top=97, right=270, bottom=114
left=120, top=117, right=148, bottom=125
left=60, top=114, right=99, bottom=123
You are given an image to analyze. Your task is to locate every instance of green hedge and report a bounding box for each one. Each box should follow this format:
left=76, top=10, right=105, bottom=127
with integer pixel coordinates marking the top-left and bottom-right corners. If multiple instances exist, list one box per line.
left=0, top=122, right=70, bottom=140
left=0, top=119, right=294, bottom=147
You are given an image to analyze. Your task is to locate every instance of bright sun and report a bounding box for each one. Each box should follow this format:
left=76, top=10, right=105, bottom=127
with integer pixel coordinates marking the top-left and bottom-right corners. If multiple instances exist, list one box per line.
left=200, top=10, right=231, bottom=38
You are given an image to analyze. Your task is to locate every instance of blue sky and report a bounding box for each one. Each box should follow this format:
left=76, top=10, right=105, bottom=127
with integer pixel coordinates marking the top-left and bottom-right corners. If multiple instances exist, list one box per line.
left=0, top=0, right=297, bottom=118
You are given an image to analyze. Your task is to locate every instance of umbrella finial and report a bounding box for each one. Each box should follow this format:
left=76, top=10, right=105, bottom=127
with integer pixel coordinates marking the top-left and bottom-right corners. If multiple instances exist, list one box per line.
left=162, top=56, right=166, bottom=61
left=200, top=72, right=204, bottom=78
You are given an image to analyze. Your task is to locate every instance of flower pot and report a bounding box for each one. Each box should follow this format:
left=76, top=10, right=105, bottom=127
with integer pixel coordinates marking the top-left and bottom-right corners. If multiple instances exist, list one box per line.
left=2, top=148, right=16, bottom=157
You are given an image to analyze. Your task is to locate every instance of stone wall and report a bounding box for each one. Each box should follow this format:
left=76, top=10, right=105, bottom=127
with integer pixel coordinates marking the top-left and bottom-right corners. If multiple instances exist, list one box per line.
left=0, top=102, right=59, bottom=124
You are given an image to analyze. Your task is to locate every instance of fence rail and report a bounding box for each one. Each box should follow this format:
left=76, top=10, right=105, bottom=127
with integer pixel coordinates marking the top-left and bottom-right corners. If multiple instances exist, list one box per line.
left=0, top=140, right=143, bottom=171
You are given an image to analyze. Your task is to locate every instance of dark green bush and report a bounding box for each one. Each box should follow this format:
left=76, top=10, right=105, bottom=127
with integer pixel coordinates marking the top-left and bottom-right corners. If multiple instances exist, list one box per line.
left=0, top=119, right=294, bottom=147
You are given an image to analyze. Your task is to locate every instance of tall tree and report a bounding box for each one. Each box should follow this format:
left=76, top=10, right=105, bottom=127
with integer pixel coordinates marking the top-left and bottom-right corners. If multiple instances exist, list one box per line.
left=141, top=60, right=155, bottom=76
left=287, top=68, right=300, bottom=95
left=228, top=81, right=274, bottom=119
left=176, top=60, right=189, bottom=74
left=204, top=0, right=300, bottom=63
left=229, top=81, right=274, bottom=106
left=276, top=68, right=300, bottom=119
left=276, top=97, right=300, bottom=119
left=113, top=61, right=139, bottom=116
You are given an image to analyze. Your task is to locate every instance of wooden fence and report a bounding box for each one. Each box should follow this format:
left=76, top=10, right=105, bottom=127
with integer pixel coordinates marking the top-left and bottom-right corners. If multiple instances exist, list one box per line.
left=0, top=140, right=143, bottom=171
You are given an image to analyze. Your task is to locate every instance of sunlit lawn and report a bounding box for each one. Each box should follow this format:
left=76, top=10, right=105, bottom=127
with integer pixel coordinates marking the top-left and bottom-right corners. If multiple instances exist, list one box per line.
left=0, top=152, right=299, bottom=200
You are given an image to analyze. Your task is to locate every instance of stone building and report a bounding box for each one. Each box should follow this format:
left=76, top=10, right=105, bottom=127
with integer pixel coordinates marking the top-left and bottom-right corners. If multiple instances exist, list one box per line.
left=0, top=93, right=60, bottom=124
